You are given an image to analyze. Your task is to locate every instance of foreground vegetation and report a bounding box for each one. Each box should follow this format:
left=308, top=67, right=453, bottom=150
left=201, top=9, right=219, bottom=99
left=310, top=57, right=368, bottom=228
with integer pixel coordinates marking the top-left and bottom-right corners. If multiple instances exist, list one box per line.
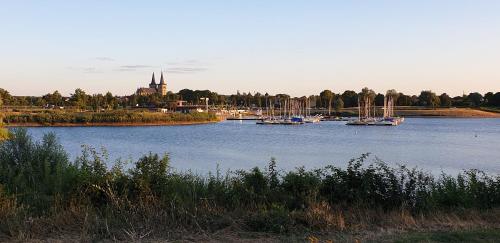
left=2, top=110, right=218, bottom=126
left=0, top=129, right=499, bottom=241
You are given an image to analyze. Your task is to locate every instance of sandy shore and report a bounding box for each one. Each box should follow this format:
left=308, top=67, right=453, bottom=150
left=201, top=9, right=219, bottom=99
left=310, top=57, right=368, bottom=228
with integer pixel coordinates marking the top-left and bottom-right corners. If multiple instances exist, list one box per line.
left=338, top=107, right=500, bottom=118
left=395, top=108, right=500, bottom=118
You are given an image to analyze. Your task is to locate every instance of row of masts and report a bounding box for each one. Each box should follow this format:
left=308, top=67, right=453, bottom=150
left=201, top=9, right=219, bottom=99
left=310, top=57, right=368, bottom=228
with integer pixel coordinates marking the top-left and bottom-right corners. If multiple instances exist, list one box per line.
left=351, top=90, right=404, bottom=126
left=356, top=96, right=395, bottom=120
left=256, top=88, right=404, bottom=126
left=258, top=98, right=321, bottom=125
left=264, top=99, right=312, bottom=118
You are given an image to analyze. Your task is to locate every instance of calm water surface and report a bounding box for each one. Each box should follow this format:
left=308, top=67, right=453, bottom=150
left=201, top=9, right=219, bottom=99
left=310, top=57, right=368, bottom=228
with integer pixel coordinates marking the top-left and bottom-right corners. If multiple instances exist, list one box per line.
left=25, top=118, right=500, bottom=174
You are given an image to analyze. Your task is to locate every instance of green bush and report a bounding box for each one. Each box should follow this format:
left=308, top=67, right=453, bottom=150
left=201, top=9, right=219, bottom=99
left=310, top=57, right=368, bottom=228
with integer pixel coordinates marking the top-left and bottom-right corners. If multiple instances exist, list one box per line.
left=0, top=129, right=77, bottom=212
left=244, top=205, right=292, bottom=233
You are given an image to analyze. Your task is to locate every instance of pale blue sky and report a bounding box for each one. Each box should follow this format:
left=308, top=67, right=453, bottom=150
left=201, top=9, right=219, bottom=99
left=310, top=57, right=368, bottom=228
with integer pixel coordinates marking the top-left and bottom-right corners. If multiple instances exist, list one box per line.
left=0, top=0, right=499, bottom=96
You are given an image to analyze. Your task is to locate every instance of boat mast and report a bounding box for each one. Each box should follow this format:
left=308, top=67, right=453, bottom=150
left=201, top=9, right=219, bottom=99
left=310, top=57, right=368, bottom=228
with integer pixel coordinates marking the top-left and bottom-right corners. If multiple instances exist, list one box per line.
left=358, top=97, right=361, bottom=120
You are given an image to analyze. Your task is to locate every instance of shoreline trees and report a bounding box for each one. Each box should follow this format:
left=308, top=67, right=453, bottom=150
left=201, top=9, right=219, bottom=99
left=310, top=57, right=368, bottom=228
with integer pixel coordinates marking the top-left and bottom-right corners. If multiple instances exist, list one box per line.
left=0, top=87, right=499, bottom=111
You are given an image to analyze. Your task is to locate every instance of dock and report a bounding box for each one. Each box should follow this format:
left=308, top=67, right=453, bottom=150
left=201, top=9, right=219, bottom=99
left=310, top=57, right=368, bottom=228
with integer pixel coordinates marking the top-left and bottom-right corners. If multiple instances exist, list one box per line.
left=226, top=116, right=263, bottom=121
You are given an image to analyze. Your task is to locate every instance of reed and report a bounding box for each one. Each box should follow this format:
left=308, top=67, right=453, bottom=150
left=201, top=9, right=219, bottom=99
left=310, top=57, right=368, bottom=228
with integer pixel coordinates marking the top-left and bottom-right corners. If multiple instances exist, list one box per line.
left=0, top=129, right=498, bottom=241
left=2, top=110, right=217, bottom=125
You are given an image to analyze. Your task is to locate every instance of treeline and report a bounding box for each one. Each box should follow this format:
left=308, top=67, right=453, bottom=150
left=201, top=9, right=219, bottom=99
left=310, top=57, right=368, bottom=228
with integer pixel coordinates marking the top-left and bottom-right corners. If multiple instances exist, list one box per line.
left=1, top=87, right=500, bottom=111
left=0, top=88, right=178, bottom=110
left=2, top=110, right=217, bottom=125
left=0, top=130, right=499, bottom=239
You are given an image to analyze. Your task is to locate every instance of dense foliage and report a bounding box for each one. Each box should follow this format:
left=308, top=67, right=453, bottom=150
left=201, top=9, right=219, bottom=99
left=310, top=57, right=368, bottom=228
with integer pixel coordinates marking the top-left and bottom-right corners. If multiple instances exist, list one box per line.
left=1, top=87, right=499, bottom=111
left=0, top=130, right=498, bottom=239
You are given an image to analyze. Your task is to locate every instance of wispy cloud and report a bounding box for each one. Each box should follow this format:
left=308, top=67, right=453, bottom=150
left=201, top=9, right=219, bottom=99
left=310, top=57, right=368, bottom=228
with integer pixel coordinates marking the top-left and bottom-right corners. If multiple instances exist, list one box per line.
left=94, top=57, right=115, bottom=61
left=66, top=66, right=103, bottom=73
left=114, top=65, right=155, bottom=72
left=166, top=59, right=206, bottom=66
left=83, top=67, right=101, bottom=73
left=164, top=59, right=208, bottom=74
left=120, top=65, right=153, bottom=69
left=110, top=60, right=208, bottom=74
left=166, top=67, right=207, bottom=74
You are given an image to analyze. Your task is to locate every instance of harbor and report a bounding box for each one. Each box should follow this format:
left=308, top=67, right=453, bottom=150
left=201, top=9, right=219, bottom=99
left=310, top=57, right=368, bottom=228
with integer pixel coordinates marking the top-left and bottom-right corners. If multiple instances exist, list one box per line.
left=256, top=98, right=321, bottom=125
left=223, top=89, right=407, bottom=126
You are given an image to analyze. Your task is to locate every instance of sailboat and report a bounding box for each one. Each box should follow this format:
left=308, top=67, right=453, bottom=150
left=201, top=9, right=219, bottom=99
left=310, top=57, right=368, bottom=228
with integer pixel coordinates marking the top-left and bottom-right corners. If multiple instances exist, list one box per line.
left=346, top=95, right=375, bottom=125
left=347, top=89, right=405, bottom=126
left=373, top=93, right=404, bottom=126
left=257, top=98, right=303, bottom=125
left=303, top=98, right=321, bottom=123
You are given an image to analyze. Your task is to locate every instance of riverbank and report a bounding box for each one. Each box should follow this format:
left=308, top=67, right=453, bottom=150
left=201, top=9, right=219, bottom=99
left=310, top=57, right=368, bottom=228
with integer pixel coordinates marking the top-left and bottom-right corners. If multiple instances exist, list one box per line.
left=0, top=130, right=499, bottom=242
left=4, top=120, right=220, bottom=127
left=395, top=108, right=500, bottom=118
left=1, top=110, right=220, bottom=127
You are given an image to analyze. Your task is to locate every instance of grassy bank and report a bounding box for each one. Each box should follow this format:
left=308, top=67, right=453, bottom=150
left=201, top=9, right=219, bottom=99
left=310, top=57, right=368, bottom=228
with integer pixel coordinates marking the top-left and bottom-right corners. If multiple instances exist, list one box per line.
left=479, top=107, right=500, bottom=114
left=2, top=110, right=219, bottom=126
left=0, top=129, right=499, bottom=241
left=394, top=108, right=500, bottom=118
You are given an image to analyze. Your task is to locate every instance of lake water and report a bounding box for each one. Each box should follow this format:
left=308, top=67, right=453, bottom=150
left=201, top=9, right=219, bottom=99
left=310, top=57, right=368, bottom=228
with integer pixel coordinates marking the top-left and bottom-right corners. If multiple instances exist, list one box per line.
left=24, top=118, right=500, bottom=175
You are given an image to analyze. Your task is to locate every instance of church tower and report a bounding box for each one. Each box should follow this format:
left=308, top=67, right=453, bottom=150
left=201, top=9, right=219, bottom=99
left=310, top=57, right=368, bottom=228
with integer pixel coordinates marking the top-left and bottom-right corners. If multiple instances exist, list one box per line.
left=149, top=72, right=157, bottom=89
left=158, top=71, right=167, bottom=96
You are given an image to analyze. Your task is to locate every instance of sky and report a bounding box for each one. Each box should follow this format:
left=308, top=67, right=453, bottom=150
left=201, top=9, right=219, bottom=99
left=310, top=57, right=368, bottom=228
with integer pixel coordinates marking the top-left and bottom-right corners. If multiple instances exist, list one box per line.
left=0, top=0, right=499, bottom=97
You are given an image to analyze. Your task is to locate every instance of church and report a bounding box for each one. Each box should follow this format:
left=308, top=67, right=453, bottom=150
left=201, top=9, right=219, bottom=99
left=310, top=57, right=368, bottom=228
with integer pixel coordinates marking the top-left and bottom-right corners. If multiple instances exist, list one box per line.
left=136, top=72, right=167, bottom=96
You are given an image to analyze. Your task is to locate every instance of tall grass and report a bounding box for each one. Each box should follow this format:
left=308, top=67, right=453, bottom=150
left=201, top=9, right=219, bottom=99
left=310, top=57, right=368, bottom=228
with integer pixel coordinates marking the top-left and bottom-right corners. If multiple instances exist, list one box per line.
left=3, top=110, right=217, bottom=125
left=0, top=128, right=7, bottom=141
left=0, top=129, right=499, bottom=240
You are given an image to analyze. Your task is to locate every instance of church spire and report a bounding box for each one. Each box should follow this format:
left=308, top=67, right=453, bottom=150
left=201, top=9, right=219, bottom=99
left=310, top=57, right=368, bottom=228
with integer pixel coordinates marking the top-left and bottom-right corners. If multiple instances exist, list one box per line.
left=150, top=72, right=156, bottom=85
left=159, top=71, right=165, bottom=85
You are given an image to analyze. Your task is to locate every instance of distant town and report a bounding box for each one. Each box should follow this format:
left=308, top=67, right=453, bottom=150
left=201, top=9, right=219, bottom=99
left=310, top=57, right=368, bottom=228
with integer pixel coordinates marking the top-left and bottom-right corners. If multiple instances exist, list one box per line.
left=1, top=72, right=499, bottom=116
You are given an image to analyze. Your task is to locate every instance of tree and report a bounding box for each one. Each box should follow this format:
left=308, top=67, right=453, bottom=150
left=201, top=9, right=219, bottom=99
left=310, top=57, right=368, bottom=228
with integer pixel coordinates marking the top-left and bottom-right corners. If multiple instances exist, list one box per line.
left=482, top=92, right=500, bottom=107
left=0, top=88, right=12, bottom=106
left=358, top=87, right=376, bottom=118
left=396, top=93, right=413, bottom=106
left=418, top=90, right=440, bottom=108
left=341, top=90, right=358, bottom=108
left=103, top=92, right=114, bottom=110
left=359, top=87, right=376, bottom=101
left=467, top=92, right=483, bottom=107
left=375, top=93, right=385, bottom=106
left=91, top=94, right=105, bottom=111
left=484, top=92, right=494, bottom=106
left=386, top=89, right=399, bottom=101
left=333, top=96, right=344, bottom=115
left=254, top=92, right=262, bottom=107
left=492, top=92, right=500, bottom=106
left=70, top=88, right=88, bottom=110
left=42, top=91, right=63, bottom=107
left=319, top=90, right=334, bottom=115
left=439, top=93, right=452, bottom=107
left=178, top=89, right=195, bottom=104
left=308, top=95, right=318, bottom=108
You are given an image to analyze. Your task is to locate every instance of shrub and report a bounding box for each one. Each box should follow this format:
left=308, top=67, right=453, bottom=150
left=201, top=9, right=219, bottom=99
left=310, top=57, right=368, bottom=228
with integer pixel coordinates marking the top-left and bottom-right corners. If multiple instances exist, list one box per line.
left=244, top=204, right=292, bottom=233
left=0, top=129, right=76, bottom=213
